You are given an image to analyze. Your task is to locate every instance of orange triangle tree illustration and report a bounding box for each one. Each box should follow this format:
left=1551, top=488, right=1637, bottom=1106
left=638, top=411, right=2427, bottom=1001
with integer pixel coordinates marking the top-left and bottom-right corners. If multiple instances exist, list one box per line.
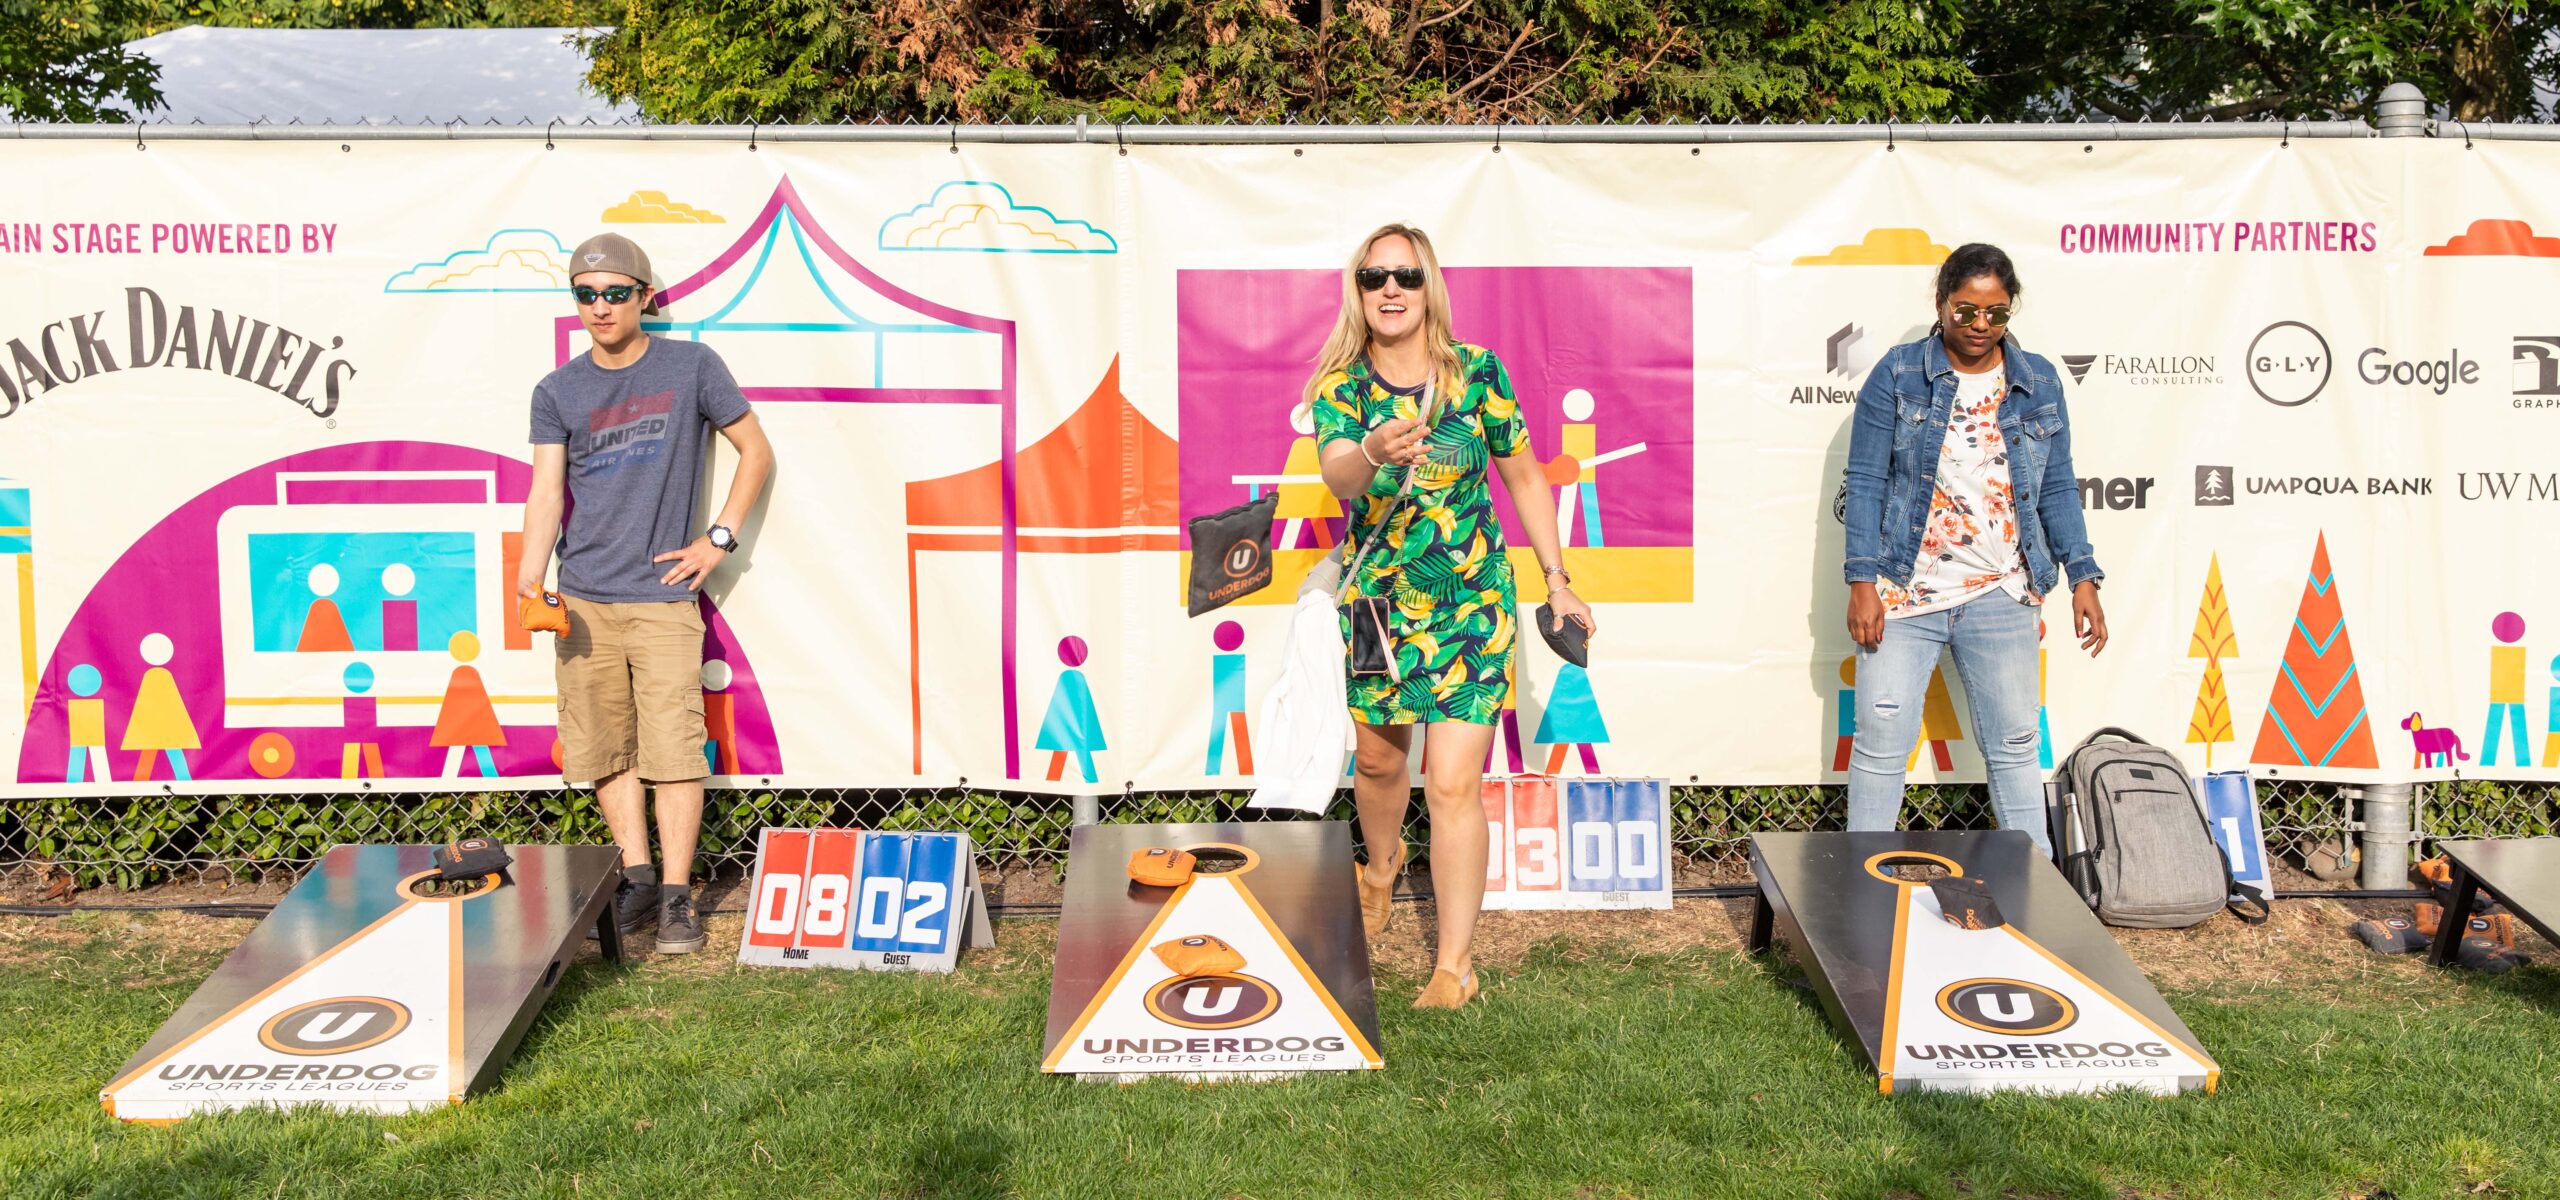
left=2249, top=535, right=2379, bottom=769
left=2186, top=554, right=2237, bottom=767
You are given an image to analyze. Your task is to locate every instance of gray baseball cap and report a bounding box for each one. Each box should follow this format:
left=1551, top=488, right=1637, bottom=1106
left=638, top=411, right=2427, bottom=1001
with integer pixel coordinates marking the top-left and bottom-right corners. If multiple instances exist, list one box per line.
left=569, top=232, right=663, bottom=313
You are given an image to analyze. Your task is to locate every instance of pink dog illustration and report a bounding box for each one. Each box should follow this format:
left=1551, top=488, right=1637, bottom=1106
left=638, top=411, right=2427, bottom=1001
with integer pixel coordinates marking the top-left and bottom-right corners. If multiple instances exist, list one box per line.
left=2402, top=712, right=2471, bottom=769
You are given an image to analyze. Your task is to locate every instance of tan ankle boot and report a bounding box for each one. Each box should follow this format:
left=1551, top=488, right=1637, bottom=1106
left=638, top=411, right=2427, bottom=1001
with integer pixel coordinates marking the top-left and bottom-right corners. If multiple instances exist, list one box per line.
left=1413, top=967, right=1478, bottom=1009
left=1355, top=842, right=1407, bottom=937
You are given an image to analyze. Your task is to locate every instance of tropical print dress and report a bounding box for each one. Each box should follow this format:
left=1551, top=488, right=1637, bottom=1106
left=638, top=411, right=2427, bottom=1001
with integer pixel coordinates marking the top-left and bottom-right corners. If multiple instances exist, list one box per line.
left=1312, top=342, right=1524, bottom=726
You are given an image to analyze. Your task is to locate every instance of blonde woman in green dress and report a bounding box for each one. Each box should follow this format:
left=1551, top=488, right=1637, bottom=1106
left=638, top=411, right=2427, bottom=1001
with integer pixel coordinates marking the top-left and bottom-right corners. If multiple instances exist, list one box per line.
left=1308, top=223, right=1595, bottom=1009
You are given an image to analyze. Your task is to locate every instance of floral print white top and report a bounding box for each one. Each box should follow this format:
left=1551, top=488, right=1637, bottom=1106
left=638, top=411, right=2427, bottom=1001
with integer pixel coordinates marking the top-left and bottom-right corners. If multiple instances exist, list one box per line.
left=1878, top=367, right=2036, bottom=618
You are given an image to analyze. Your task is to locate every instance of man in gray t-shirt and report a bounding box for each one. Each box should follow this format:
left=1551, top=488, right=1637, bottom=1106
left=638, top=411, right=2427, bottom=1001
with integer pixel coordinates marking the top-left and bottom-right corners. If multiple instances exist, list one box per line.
left=518, top=232, right=775, bottom=955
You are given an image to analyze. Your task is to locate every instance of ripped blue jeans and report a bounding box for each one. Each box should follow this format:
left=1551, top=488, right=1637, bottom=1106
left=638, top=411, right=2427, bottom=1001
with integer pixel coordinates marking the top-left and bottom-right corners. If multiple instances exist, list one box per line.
left=1846, top=590, right=2050, bottom=854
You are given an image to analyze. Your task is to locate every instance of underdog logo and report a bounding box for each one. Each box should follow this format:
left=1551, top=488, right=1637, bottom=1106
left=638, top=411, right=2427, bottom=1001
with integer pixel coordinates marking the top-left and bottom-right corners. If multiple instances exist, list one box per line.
left=1935, top=978, right=2078, bottom=1036
left=1223, top=537, right=1263, bottom=579
left=258, top=997, right=413, bottom=1056
left=1145, top=973, right=1280, bottom=1030
left=2248, top=321, right=2332, bottom=407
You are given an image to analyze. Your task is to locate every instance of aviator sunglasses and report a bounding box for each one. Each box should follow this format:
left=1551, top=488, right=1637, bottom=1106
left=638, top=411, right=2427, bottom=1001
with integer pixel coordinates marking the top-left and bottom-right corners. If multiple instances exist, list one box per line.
left=1356, top=266, right=1428, bottom=292
left=1947, top=302, right=2014, bottom=328
left=570, top=283, right=642, bottom=306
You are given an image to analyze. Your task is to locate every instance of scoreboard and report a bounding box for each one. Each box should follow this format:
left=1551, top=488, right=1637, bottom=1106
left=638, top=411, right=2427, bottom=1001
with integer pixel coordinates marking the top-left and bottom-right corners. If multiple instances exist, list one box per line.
left=1479, top=777, right=1674, bottom=910
left=735, top=829, right=993, bottom=972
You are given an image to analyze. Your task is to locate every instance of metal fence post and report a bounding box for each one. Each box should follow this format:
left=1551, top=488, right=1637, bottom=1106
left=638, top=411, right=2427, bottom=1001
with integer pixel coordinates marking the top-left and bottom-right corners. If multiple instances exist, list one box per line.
left=2359, top=782, right=2416, bottom=888
left=2376, top=82, right=2430, bottom=138
left=1071, top=793, right=1100, bottom=826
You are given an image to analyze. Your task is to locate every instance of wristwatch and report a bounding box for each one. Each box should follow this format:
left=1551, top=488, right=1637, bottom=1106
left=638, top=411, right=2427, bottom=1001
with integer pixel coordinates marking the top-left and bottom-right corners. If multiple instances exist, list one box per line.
left=707, top=524, right=739, bottom=552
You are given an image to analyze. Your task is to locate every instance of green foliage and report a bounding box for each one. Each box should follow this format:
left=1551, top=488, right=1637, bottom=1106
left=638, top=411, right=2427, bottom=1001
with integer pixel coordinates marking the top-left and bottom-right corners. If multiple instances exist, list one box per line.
left=1968, top=0, right=2560, bottom=120
left=0, top=0, right=163, bottom=120
left=581, top=0, right=1975, bottom=124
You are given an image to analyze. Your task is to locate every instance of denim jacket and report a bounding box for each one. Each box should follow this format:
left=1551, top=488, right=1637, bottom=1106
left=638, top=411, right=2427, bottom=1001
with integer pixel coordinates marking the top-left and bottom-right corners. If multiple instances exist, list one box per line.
left=1841, top=333, right=2103, bottom=597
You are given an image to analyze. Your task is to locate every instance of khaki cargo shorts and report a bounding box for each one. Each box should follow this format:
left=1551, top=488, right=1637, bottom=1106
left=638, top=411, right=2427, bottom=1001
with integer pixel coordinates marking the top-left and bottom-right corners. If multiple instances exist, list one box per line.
left=554, top=595, right=707, bottom=784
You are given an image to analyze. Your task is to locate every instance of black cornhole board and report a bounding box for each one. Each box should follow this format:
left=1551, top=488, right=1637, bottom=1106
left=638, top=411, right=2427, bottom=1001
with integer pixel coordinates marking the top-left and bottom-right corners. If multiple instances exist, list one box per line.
left=2426, top=839, right=2560, bottom=967
left=1748, top=830, right=2218, bottom=1095
left=1042, top=821, right=1383, bottom=1078
left=103, top=843, right=622, bottom=1120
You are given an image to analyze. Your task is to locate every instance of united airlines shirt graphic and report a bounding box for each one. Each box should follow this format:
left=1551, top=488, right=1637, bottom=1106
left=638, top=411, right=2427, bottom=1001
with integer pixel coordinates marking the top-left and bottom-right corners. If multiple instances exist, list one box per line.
left=579, top=390, right=676, bottom=477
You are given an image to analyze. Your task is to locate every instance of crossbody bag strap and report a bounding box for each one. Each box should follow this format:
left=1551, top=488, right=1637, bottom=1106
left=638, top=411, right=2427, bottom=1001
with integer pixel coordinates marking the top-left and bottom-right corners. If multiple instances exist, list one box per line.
left=1336, top=376, right=1439, bottom=600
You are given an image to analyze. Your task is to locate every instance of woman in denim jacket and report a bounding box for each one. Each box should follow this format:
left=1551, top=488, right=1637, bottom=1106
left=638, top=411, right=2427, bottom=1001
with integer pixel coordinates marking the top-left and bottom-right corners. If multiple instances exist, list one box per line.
left=1839, top=243, right=2108, bottom=852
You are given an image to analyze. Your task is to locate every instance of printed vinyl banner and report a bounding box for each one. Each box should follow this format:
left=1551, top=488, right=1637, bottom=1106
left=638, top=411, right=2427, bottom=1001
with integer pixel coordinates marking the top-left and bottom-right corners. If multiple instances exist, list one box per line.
left=2, top=137, right=2556, bottom=796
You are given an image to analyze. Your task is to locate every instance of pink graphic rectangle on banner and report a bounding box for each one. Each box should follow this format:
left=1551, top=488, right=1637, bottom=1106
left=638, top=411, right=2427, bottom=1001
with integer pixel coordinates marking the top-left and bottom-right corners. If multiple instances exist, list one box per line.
left=1175, top=266, right=1694, bottom=550
left=380, top=601, right=417, bottom=652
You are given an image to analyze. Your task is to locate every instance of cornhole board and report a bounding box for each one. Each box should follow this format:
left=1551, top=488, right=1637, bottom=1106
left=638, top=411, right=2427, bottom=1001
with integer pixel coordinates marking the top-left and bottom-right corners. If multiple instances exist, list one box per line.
left=103, top=843, right=622, bottom=1121
left=2426, top=839, right=2560, bottom=967
left=1747, top=830, right=2217, bottom=1095
left=1042, top=821, right=1382, bottom=1080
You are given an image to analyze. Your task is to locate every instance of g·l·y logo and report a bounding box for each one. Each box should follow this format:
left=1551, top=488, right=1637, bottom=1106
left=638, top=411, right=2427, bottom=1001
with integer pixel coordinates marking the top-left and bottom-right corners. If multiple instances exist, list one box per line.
left=1935, top=978, right=2078, bottom=1036
left=2515, top=337, right=2560, bottom=396
left=258, top=997, right=412, bottom=1056
left=2248, top=321, right=2332, bottom=406
left=1145, top=973, right=1280, bottom=1030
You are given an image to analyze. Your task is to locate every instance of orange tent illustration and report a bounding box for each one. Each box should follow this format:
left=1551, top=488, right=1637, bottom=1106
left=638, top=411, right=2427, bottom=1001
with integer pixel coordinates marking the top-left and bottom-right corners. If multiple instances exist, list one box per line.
left=906, top=357, right=1178, bottom=775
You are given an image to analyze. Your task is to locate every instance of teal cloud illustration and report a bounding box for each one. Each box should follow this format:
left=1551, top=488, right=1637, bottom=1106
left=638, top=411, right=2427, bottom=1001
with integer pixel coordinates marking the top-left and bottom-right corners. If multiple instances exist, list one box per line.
left=877, top=182, right=1118, bottom=254
left=384, top=229, right=573, bottom=292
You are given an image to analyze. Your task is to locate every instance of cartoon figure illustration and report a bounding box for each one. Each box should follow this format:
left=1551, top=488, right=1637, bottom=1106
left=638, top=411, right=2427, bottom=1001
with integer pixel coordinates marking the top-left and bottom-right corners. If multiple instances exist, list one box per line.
left=64, top=663, right=106, bottom=783
left=1832, top=657, right=1857, bottom=772
left=121, top=633, right=198, bottom=781
left=1273, top=404, right=1340, bottom=551
left=295, top=564, right=354, bottom=652
left=2037, top=619, right=2055, bottom=770
left=430, top=632, right=504, bottom=777
left=2402, top=712, right=2470, bottom=769
left=1036, top=635, right=1106, bottom=784
left=2484, top=612, right=2530, bottom=767
left=1, top=480, right=35, bottom=717
left=1206, top=620, right=1254, bottom=775
left=703, top=658, right=740, bottom=776
left=379, top=562, right=419, bottom=652
left=2544, top=656, right=2560, bottom=768
left=1540, top=387, right=1653, bottom=550
left=1907, top=663, right=1963, bottom=773
left=1533, top=661, right=1609, bottom=775
left=339, top=662, right=384, bottom=780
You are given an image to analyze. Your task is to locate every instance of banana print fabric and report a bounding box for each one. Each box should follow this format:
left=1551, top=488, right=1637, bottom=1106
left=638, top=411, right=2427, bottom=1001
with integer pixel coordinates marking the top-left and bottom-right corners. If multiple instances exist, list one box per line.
left=1312, top=343, right=1525, bottom=726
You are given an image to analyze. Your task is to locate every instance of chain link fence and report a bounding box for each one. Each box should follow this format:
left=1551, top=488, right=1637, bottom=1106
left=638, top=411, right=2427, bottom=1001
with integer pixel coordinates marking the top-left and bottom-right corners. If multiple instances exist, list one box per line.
left=6, top=778, right=2555, bottom=893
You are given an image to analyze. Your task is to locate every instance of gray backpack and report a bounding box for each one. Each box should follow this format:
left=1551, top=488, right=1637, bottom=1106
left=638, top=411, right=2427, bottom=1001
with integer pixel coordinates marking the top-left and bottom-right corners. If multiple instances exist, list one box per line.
left=2050, top=727, right=2269, bottom=928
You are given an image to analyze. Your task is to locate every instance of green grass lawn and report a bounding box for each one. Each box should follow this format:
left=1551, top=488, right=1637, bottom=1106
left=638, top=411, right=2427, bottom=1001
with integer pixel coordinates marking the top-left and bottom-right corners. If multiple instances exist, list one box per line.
left=4, top=909, right=2559, bottom=1199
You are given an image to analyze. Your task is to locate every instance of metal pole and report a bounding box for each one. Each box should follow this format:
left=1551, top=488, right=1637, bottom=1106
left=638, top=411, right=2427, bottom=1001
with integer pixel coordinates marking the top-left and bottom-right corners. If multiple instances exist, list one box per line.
left=2375, top=81, right=2430, bottom=138
left=2359, top=782, right=2416, bottom=889
left=1071, top=793, right=1100, bottom=827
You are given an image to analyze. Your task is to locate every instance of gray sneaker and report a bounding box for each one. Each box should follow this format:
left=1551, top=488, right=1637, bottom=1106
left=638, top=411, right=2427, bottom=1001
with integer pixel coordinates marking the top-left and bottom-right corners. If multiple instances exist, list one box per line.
left=592, top=862, right=659, bottom=942
left=655, top=886, right=706, bottom=954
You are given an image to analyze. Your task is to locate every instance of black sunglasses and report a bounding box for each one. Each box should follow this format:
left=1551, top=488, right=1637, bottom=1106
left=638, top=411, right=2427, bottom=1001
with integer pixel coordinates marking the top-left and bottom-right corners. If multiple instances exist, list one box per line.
left=1355, top=266, right=1427, bottom=292
left=1948, top=302, right=2014, bottom=328
left=570, top=284, right=642, bottom=306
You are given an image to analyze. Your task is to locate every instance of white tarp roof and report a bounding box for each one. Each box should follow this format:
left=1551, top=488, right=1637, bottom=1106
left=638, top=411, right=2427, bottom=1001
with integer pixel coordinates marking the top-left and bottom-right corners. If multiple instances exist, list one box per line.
left=122, top=26, right=637, bottom=124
